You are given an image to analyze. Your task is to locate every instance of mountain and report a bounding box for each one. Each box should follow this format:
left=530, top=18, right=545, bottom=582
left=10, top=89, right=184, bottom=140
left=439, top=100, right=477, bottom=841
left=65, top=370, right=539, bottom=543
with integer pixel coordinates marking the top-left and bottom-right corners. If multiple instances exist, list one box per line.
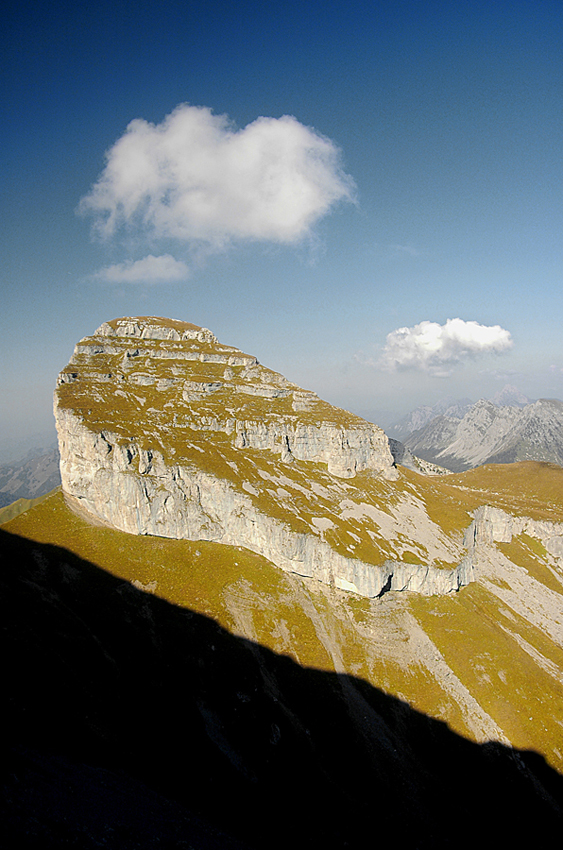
left=54, top=316, right=474, bottom=597
left=387, top=437, right=452, bottom=476
left=405, top=398, right=563, bottom=472
left=3, top=316, right=563, bottom=844
left=0, top=446, right=61, bottom=508
left=491, top=383, right=531, bottom=407
left=387, top=385, right=532, bottom=445
left=0, top=430, right=58, bottom=466
left=387, top=397, right=474, bottom=442
left=487, top=398, right=563, bottom=464
left=2, top=462, right=563, bottom=847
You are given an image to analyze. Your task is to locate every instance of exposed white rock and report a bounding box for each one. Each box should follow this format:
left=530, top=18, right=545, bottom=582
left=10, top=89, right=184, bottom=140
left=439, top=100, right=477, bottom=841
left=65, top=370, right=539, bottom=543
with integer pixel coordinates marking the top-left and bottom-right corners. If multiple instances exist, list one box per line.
left=466, top=503, right=563, bottom=562
left=97, top=316, right=217, bottom=343
left=55, top=317, right=478, bottom=598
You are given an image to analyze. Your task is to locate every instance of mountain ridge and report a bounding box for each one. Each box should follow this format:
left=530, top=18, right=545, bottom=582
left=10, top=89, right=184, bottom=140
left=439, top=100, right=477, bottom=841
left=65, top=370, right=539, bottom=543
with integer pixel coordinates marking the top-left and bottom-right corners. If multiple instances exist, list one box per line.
left=0, top=446, right=60, bottom=508
left=54, top=317, right=477, bottom=597
left=400, top=396, right=563, bottom=471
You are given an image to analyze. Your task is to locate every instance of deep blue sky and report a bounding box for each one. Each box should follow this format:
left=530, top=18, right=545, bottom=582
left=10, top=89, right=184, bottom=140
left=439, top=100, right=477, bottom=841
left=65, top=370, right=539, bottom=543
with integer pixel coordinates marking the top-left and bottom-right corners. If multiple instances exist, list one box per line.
left=2, top=0, right=563, bottom=449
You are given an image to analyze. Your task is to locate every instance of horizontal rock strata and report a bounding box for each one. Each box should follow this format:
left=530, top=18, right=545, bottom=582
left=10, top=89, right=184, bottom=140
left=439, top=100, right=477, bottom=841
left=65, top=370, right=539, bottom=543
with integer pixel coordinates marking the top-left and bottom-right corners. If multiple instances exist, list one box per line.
left=55, top=317, right=476, bottom=597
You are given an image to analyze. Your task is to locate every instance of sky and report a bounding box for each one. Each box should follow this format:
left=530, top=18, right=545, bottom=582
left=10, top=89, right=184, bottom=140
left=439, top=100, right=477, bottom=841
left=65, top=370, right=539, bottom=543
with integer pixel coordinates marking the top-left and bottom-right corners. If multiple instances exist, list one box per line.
left=2, top=0, right=563, bottom=454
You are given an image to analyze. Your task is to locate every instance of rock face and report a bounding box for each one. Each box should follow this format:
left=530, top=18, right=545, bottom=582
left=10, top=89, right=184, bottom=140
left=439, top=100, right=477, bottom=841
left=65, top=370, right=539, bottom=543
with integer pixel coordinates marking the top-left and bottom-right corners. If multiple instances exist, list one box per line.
left=466, top=503, right=563, bottom=557
left=55, top=317, right=475, bottom=597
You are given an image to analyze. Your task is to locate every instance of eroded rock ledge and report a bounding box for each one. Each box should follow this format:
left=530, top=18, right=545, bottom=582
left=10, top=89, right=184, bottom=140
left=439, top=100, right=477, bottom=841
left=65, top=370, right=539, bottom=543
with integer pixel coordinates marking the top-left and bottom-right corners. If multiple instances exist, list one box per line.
left=55, top=317, right=475, bottom=598
left=466, top=504, right=563, bottom=558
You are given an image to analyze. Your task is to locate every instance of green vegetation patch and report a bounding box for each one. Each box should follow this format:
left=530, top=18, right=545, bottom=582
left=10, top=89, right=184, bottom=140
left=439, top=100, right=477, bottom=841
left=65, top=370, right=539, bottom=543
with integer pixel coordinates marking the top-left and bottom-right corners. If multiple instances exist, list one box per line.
left=498, top=535, right=563, bottom=596
left=0, top=488, right=61, bottom=525
left=445, top=463, right=563, bottom=522
left=411, top=585, right=563, bottom=773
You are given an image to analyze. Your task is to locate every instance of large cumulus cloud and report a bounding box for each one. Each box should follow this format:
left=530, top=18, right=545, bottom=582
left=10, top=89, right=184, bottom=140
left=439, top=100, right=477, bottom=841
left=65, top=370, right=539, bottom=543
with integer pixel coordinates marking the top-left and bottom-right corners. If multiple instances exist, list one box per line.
left=79, top=104, right=355, bottom=249
left=379, top=318, right=513, bottom=376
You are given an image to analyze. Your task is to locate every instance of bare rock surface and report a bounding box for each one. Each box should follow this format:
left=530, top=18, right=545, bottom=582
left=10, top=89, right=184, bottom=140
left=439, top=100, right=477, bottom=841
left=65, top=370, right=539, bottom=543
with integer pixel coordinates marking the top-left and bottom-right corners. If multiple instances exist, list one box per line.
left=54, top=317, right=475, bottom=597
left=467, top=503, right=563, bottom=557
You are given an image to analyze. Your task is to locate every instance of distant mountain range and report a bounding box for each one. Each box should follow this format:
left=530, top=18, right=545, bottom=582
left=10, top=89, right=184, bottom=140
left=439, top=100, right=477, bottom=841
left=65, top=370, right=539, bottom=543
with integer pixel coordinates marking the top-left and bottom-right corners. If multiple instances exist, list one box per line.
left=387, top=384, right=531, bottom=442
left=0, top=447, right=61, bottom=508
left=388, top=387, right=563, bottom=472
left=387, top=397, right=475, bottom=442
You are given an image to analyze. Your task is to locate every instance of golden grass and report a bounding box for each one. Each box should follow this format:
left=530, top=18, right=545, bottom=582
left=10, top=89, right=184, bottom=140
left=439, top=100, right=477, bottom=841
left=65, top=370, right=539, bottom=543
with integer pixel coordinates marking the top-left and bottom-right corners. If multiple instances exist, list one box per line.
left=498, top=535, right=563, bottom=595
left=443, top=462, right=563, bottom=521
left=6, top=488, right=563, bottom=775
left=411, top=585, right=563, bottom=772
left=0, top=488, right=60, bottom=525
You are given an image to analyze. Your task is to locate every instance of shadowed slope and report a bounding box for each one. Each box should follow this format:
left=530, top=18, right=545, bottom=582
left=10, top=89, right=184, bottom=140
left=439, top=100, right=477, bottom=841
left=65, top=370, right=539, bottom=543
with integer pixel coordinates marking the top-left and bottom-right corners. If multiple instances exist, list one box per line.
left=1, top=526, right=562, bottom=849
left=4, top=482, right=563, bottom=771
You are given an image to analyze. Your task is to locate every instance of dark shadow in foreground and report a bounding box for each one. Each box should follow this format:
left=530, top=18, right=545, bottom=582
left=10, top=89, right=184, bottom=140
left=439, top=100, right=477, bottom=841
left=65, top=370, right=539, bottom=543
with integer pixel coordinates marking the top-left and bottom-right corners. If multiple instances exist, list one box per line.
left=1, top=527, right=562, bottom=848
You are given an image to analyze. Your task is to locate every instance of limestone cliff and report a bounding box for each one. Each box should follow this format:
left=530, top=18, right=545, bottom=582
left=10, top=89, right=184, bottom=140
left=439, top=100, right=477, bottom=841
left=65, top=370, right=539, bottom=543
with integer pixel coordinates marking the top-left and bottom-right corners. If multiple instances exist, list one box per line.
left=55, top=317, right=474, bottom=597
left=466, top=503, right=563, bottom=557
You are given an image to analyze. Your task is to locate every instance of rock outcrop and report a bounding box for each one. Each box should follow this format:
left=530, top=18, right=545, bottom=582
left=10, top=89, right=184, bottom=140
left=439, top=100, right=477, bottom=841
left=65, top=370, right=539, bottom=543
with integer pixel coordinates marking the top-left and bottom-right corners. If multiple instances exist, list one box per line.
left=388, top=438, right=451, bottom=476
left=55, top=317, right=475, bottom=597
left=466, top=503, right=563, bottom=558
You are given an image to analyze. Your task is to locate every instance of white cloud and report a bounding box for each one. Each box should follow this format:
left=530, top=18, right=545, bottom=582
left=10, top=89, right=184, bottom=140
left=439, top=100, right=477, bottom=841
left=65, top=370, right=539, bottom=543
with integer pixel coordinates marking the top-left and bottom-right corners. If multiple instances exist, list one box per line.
left=389, top=244, right=420, bottom=257
left=379, top=318, right=513, bottom=376
left=93, top=254, right=189, bottom=284
left=79, top=104, right=355, bottom=248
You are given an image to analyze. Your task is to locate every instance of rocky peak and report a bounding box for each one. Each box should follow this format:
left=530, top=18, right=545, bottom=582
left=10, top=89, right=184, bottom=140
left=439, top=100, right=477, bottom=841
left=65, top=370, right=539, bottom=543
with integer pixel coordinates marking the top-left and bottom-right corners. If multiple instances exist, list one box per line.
left=405, top=395, right=563, bottom=471
left=57, top=316, right=396, bottom=480
left=97, top=316, right=218, bottom=343
left=54, top=317, right=476, bottom=598
left=490, top=383, right=530, bottom=407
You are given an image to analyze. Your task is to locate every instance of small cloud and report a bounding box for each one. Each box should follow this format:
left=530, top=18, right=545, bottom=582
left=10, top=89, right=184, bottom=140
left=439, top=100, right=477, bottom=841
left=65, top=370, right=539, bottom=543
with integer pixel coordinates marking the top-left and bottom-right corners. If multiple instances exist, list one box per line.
left=480, top=367, right=520, bottom=380
left=353, top=352, right=377, bottom=368
left=379, top=318, right=513, bottom=376
left=389, top=244, right=420, bottom=257
left=93, top=254, right=189, bottom=284
left=79, top=104, right=355, bottom=250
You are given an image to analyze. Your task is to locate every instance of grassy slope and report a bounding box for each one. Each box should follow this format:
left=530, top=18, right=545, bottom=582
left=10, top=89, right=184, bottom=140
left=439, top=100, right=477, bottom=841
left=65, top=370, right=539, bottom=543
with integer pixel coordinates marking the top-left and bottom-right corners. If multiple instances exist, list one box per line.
left=4, top=463, right=563, bottom=775
left=24, top=319, right=563, bottom=777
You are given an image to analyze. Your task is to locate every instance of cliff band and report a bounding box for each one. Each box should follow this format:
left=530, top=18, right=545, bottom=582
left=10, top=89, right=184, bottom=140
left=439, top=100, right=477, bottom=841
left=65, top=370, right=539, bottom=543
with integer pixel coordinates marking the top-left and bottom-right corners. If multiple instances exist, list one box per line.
left=54, top=317, right=474, bottom=597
